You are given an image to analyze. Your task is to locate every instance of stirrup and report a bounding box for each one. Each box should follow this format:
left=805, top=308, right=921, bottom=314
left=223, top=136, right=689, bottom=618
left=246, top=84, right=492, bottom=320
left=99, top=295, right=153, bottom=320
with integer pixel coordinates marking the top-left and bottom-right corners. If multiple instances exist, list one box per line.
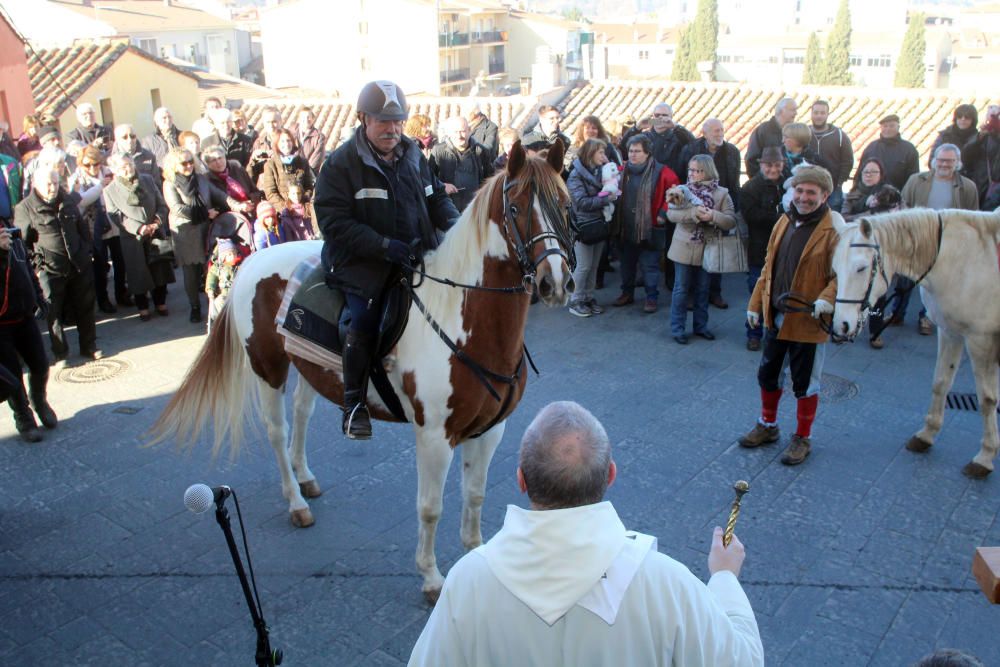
left=343, top=403, right=372, bottom=440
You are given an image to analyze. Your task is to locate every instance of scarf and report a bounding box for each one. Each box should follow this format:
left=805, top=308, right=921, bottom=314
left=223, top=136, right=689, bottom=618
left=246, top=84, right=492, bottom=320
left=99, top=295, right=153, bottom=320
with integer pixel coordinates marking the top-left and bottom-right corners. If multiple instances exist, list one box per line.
left=625, top=160, right=657, bottom=242
left=119, top=174, right=144, bottom=207
left=175, top=172, right=208, bottom=225
left=222, top=171, right=247, bottom=202
left=788, top=201, right=829, bottom=226
left=160, top=126, right=180, bottom=149
left=686, top=179, right=718, bottom=244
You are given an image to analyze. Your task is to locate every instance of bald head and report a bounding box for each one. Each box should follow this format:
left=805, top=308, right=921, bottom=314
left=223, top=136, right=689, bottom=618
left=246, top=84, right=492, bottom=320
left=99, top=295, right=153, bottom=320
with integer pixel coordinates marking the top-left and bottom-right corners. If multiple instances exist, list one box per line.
left=445, top=115, right=470, bottom=150
left=517, top=401, right=614, bottom=510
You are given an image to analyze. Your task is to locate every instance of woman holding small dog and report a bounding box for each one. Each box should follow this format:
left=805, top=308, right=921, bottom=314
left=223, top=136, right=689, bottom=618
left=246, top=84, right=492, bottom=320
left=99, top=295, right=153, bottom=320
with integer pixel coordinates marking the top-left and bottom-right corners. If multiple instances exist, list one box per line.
left=567, top=138, right=614, bottom=317
left=666, top=154, right=736, bottom=344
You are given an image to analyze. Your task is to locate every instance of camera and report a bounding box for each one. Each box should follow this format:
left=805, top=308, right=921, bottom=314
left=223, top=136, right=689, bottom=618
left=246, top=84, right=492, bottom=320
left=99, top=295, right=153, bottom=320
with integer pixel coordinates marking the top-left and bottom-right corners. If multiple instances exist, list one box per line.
left=6, top=227, right=21, bottom=240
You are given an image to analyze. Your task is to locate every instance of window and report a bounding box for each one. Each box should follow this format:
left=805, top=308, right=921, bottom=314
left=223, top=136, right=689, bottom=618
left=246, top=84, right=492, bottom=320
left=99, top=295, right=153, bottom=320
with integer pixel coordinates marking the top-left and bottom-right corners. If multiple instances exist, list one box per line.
left=99, top=98, right=114, bottom=128
left=849, top=55, right=862, bottom=66
left=768, top=56, right=778, bottom=64
left=150, top=88, right=161, bottom=111
left=638, top=50, right=649, bottom=60
left=866, top=54, right=891, bottom=67
left=361, top=57, right=371, bottom=72
left=733, top=55, right=745, bottom=63
left=138, top=38, right=157, bottom=56
left=719, top=54, right=731, bottom=63
left=783, top=55, right=805, bottom=64
left=664, top=48, right=674, bottom=56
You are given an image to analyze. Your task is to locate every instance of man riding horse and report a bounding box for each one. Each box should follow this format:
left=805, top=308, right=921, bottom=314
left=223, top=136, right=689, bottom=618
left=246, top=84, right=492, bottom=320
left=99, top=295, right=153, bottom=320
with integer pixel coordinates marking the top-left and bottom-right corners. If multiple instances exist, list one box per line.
left=314, top=81, right=460, bottom=439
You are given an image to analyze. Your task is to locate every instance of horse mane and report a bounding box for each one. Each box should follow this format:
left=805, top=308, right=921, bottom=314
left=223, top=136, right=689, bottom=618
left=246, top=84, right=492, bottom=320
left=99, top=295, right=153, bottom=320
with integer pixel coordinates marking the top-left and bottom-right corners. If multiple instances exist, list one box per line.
left=865, top=208, right=1000, bottom=277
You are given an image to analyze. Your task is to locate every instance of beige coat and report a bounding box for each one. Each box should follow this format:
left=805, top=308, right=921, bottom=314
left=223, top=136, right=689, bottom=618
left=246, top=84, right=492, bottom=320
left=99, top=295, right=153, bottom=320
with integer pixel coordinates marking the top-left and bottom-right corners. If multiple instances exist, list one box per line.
left=900, top=171, right=979, bottom=211
left=665, top=186, right=737, bottom=266
left=749, top=209, right=841, bottom=343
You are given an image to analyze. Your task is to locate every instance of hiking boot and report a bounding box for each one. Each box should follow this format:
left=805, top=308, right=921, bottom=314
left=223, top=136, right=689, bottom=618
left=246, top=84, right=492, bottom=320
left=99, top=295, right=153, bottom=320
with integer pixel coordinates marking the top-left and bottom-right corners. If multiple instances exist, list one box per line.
left=746, top=338, right=761, bottom=352
left=586, top=299, right=604, bottom=315
left=568, top=302, right=592, bottom=318
left=918, top=316, right=933, bottom=336
left=709, top=294, right=729, bottom=309
left=9, top=393, right=43, bottom=443
left=738, top=422, right=780, bottom=448
left=612, top=293, right=634, bottom=307
left=870, top=336, right=884, bottom=350
left=781, top=434, right=812, bottom=465
left=29, top=371, right=57, bottom=430
left=643, top=299, right=658, bottom=314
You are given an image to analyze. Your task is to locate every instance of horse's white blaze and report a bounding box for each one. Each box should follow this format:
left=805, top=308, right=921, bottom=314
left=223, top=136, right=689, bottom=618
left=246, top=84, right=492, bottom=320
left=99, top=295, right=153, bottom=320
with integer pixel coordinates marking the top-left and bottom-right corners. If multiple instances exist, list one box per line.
left=533, top=200, right=565, bottom=290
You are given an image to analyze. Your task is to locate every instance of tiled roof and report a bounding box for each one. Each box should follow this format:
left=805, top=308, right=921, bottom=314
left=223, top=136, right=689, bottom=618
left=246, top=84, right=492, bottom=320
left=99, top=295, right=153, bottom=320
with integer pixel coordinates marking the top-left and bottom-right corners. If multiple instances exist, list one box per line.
left=27, top=41, right=196, bottom=118
left=559, top=82, right=994, bottom=169
left=53, top=0, right=234, bottom=33
left=162, top=56, right=286, bottom=107
left=590, top=22, right=678, bottom=45
left=238, top=96, right=538, bottom=153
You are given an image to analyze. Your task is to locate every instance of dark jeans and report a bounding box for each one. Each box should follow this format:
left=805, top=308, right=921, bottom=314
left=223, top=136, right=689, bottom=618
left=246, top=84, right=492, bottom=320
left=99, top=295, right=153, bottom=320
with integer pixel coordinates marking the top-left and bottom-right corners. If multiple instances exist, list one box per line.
left=93, top=236, right=127, bottom=301
left=746, top=265, right=763, bottom=340
left=39, top=268, right=97, bottom=356
left=181, top=263, right=206, bottom=309
left=709, top=272, right=723, bottom=300
left=758, top=325, right=822, bottom=398
left=670, top=263, right=710, bottom=336
left=345, top=293, right=381, bottom=334
left=134, top=286, right=168, bottom=311
left=620, top=240, right=661, bottom=301
left=0, top=318, right=48, bottom=402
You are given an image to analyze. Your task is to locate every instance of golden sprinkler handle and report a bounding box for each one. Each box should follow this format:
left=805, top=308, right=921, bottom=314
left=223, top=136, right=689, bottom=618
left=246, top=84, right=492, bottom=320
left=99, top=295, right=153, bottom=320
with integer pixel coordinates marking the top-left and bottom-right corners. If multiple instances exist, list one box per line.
left=723, top=480, right=750, bottom=548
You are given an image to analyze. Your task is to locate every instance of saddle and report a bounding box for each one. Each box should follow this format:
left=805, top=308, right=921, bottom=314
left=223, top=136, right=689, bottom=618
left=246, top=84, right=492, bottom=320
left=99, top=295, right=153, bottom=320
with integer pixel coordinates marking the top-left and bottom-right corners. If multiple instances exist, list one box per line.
left=276, top=256, right=411, bottom=420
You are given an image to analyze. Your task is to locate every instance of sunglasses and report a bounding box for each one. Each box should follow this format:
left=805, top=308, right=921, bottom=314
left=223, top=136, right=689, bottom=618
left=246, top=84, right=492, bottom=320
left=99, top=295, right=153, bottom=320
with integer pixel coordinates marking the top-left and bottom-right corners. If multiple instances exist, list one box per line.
left=120, top=134, right=136, bottom=139
left=180, top=160, right=195, bottom=166
left=82, top=161, right=99, bottom=167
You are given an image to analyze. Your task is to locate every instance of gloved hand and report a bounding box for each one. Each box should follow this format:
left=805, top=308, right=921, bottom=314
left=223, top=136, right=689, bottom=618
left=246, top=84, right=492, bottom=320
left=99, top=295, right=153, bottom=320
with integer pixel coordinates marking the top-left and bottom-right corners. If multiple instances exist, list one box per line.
left=812, top=299, right=833, bottom=319
left=385, top=239, right=411, bottom=264
left=746, top=311, right=760, bottom=329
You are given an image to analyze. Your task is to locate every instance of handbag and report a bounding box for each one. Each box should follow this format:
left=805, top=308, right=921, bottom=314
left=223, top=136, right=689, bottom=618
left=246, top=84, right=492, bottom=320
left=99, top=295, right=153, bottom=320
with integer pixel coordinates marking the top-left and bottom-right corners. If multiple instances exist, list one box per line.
left=702, top=227, right=747, bottom=274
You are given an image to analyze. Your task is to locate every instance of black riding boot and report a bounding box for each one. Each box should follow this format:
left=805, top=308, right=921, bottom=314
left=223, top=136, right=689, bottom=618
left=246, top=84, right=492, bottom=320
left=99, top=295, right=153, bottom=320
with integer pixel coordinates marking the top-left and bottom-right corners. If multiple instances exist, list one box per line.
left=28, top=371, right=58, bottom=429
left=342, top=330, right=374, bottom=440
left=9, top=391, right=43, bottom=443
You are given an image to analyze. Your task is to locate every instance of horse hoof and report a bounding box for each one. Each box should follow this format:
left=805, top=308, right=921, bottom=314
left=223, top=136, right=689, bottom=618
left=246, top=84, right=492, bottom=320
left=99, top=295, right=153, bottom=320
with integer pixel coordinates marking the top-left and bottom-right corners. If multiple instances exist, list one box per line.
left=299, top=480, right=322, bottom=498
left=290, top=508, right=315, bottom=528
left=905, top=436, right=933, bottom=453
left=423, top=586, right=442, bottom=606
left=962, top=462, right=992, bottom=479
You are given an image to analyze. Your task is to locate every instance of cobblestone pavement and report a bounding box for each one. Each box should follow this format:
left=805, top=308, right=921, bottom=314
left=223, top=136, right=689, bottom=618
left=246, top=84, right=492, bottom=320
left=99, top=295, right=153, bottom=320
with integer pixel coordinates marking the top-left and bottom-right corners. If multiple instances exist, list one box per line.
left=1, top=274, right=998, bottom=666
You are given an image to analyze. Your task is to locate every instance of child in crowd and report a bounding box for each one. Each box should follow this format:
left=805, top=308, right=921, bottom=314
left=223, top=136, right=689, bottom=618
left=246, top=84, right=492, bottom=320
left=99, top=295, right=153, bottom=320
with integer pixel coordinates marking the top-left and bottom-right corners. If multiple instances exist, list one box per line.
left=280, top=183, right=316, bottom=241
left=253, top=201, right=286, bottom=249
left=205, top=239, right=244, bottom=332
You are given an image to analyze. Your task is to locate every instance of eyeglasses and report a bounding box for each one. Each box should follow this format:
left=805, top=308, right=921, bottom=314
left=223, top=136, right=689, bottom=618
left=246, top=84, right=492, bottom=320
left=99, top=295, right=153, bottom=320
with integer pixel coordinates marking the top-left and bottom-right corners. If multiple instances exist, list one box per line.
left=653, top=113, right=671, bottom=118
left=180, top=160, right=195, bottom=166
left=120, top=134, right=136, bottom=139
left=861, top=170, right=880, bottom=176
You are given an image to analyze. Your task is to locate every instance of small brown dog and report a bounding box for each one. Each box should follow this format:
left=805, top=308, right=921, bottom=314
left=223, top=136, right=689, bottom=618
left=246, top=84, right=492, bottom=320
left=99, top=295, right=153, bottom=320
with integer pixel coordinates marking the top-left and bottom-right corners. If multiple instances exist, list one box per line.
left=664, top=184, right=698, bottom=209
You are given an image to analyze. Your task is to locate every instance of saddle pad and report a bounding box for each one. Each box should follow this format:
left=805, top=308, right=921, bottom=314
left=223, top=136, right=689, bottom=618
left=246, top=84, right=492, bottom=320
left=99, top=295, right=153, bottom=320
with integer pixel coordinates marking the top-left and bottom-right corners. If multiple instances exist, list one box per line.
left=277, top=256, right=343, bottom=356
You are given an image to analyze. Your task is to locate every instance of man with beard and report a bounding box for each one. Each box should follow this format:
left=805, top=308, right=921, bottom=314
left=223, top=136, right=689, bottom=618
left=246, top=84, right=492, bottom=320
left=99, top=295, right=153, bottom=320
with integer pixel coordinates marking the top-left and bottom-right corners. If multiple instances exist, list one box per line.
left=807, top=100, right=853, bottom=212
left=429, top=116, right=495, bottom=212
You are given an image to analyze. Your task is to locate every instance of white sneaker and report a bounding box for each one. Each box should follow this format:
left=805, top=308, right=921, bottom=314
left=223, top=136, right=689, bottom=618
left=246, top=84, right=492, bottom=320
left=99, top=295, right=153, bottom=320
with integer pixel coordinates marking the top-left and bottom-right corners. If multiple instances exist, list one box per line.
left=568, top=303, right=592, bottom=318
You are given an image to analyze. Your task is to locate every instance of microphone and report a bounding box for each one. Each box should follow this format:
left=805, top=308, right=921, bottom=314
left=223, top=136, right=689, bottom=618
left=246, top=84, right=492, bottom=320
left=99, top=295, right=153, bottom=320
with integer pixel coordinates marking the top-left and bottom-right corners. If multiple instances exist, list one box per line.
left=184, top=483, right=232, bottom=514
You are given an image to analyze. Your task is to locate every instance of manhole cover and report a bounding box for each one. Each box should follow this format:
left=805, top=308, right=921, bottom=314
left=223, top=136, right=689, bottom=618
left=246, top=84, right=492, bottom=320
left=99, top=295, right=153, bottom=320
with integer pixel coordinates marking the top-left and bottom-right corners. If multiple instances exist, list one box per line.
left=56, top=358, right=132, bottom=384
left=783, top=373, right=858, bottom=403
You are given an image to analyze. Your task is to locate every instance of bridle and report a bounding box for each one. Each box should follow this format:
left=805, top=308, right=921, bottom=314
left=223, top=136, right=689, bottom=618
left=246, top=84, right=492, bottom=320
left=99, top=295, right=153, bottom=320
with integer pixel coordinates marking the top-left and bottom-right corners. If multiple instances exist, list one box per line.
left=500, top=176, right=576, bottom=289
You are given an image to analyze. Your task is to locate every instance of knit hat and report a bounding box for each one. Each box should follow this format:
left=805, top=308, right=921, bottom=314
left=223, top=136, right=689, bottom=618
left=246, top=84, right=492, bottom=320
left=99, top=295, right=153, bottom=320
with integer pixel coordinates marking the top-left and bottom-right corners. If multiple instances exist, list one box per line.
left=38, top=127, right=60, bottom=144
left=790, top=164, right=834, bottom=194
left=760, top=146, right=785, bottom=165
left=256, top=201, right=276, bottom=218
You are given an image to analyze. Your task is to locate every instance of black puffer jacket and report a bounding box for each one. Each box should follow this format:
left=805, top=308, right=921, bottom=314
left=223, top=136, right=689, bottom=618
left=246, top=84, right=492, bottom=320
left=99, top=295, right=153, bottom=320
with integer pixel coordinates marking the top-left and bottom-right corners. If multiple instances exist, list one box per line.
left=428, top=138, right=495, bottom=212
left=740, top=173, right=783, bottom=267
left=745, top=117, right=784, bottom=178
left=0, top=238, right=43, bottom=324
left=644, top=126, right=695, bottom=182
left=566, top=158, right=608, bottom=241
left=15, top=190, right=92, bottom=277
left=315, top=128, right=459, bottom=300
left=680, top=137, right=742, bottom=209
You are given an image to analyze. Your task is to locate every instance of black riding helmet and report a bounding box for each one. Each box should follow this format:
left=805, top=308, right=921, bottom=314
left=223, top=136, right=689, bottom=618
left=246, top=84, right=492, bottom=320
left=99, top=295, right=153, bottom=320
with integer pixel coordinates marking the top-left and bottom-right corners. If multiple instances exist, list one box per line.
left=356, top=80, right=409, bottom=122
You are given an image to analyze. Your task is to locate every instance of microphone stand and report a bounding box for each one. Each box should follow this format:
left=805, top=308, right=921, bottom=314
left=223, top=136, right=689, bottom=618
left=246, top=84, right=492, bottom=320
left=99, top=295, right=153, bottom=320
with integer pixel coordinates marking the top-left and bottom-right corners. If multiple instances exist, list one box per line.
left=214, top=500, right=282, bottom=666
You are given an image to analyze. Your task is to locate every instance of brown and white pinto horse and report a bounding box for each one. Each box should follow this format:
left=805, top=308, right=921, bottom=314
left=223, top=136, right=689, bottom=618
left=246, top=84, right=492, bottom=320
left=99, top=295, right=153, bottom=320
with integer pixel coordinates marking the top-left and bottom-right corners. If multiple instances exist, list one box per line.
left=151, top=142, right=574, bottom=601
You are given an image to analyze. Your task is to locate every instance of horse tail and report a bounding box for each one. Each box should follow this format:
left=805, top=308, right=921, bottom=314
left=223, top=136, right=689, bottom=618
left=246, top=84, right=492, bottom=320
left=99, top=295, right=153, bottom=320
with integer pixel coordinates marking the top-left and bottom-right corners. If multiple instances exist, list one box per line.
left=147, top=298, right=257, bottom=459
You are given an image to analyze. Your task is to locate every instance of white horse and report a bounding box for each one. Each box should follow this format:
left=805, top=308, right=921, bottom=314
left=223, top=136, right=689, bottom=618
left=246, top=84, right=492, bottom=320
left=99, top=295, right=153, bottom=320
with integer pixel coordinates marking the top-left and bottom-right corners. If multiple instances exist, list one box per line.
left=150, top=143, right=575, bottom=600
left=831, top=208, right=1000, bottom=478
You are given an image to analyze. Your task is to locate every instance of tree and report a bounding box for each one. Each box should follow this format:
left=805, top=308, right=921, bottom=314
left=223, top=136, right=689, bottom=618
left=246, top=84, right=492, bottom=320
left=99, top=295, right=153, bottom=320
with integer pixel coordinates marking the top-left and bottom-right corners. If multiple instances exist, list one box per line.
left=689, top=0, right=719, bottom=77
left=803, top=32, right=824, bottom=85
left=822, top=0, right=853, bottom=85
left=561, top=6, right=585, bottom=22
left=894, top=13, right=927, bottom=88
left=671, top=25, right=698, bottom=81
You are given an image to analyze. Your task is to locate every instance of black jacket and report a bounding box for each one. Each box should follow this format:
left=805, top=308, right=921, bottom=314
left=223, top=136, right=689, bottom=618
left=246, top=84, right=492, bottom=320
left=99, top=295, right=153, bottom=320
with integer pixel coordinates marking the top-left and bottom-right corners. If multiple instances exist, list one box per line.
left=644, top=126, right=695, bottom=182
left=0, top=237, right=43, bottom=324
left=141, top=126, right=181, bottom=167
left=745, top=117, right=784, bottom=179
left=680, top=138, right=742, bottom=210
left=961, top=132, right=1000, bottom=208
left=809, top=124, right=854, bottom=187
left=316, top=128, right=459, bottom=300
left=203, top=131, right=254, bottom=169
left=428, top=139, right=495, bottom=212
left=740, top=173, right=783, bottom=267
left=929, top=125, right=978, bottom=169
left=68, top=124, right=114, bottom=152
left=469, top=115, right=499, bottom=162
left=15, top=190, right=92, bottom=277
left=858, top=136, right=920, bottom=191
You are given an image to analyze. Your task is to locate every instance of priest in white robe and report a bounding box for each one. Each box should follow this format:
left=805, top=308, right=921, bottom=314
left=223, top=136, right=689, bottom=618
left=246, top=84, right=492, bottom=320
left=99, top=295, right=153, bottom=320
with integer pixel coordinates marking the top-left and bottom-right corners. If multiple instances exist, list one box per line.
left=408, top=401, right=764, bottom=667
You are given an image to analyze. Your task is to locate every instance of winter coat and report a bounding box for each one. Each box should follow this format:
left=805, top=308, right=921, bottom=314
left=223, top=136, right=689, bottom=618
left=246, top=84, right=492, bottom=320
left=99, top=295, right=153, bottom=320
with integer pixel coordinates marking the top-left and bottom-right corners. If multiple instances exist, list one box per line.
left=290, top=125, right=328, bottom=174
left=745, top=117, right=784, bottom=179
left=15, top=190, right=92, bottom=277
left=929, top=125, right=977, bottom=169
left=680, top=138, right=742, bottom=209
left=260, top=154, right=314, bottom=213
left=611, top=162, right=678, bottom=246
left=809, top=124, right=854, bottom=188
left=202, top=131, right=254, bottom=169
left=857, top=136, right=920, bottom=191
left=428, top=139, right=495, bottom=212
left=900, top=171, right=979, bottom=211
left=566, top=158, right=608, bottom=239
left=142, top=126, right=181, bottom=167
left=961, top=132, right=1000, bottom=208
left=0, top=237, right=43, bottom=324
left=0, top=154, right=23, bottom=213
left=749, top=208, right=841, bottom=344
left=163, top=173, right=229, bottom=266
left=68, top=124, right=114, bottom=152
left=315, top=127, right=459, bottom=300
left=469, top=115, right=499, bottom=162
left=740, top=173, right=784, bottom=267
left=666, top=186, right=737, bottom=266
left=644, top=126, right=696, bottom=182
left=207, top=161, right=261, bottom=214
left=102, top=174, right=174, bottom=295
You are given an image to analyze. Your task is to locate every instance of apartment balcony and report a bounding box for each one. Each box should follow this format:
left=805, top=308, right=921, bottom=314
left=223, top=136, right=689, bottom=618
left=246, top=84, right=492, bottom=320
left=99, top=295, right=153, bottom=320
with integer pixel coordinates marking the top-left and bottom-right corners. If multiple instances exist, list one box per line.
left=471, top=30, right=506, bottom=45
left=440, top=68, right=471, bottom=85
left=488, top=60, right=506, bottom=75
left=439, top=32, right=470, bottom=48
